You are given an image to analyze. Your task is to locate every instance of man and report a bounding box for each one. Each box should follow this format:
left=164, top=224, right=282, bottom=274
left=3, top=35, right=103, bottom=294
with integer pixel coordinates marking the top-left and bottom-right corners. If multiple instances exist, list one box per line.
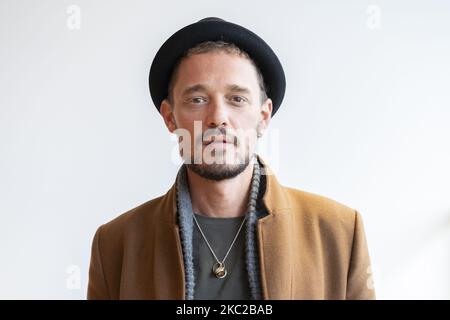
left=87, top=17, right=375, bottom=300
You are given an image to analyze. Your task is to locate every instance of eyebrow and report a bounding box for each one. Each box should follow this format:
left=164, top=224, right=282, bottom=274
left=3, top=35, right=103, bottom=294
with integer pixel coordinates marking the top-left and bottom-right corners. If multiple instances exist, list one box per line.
left=226, top=84, right=252, bottom=95
left=181, top=84, right=252, bottom=97
left=181, top=84, right=209, bottom=97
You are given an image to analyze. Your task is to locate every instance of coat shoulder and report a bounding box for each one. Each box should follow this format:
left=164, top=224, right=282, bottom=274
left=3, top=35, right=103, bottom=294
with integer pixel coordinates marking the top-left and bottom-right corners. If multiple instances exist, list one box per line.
left=98, top=193, right=167, bottom=240
left=283, top=186, right=358, bottom=229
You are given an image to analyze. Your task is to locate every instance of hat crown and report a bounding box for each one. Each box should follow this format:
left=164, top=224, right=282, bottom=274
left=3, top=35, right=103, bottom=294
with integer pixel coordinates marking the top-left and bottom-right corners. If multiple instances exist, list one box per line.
left=198, top=17, right=225, bottom=23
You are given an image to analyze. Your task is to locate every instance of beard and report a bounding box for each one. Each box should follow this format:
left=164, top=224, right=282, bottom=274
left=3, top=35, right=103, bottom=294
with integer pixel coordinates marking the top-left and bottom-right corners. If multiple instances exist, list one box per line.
left=186, top=151, right=253, bottom=181
left=181, top=124, right=258, bottom=181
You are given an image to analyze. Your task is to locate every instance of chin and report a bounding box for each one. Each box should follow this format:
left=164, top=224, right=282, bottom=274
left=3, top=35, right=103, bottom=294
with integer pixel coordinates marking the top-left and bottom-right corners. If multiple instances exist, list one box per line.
left=186, top=160, right=251, bottom=181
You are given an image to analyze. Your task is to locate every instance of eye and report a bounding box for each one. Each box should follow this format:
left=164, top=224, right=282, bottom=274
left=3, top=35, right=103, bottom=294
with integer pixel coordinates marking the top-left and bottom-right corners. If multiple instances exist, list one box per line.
left=230, top=96, right=247, bottom=103
left=191, top=97, right=207, bottom=104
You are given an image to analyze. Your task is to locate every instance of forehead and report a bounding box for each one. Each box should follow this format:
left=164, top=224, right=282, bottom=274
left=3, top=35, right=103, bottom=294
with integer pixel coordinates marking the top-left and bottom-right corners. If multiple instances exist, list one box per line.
left=173, top=52, right=260, bottom=93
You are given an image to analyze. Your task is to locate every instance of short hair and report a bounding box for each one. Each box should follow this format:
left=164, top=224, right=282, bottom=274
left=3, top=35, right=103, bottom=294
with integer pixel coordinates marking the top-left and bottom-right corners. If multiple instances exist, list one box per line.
left=167, top=40, right=268, bottom=106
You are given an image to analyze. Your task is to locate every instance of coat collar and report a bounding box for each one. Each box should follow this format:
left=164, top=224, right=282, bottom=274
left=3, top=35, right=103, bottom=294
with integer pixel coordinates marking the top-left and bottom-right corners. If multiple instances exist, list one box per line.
left=158, top=154, right=291, bottom=225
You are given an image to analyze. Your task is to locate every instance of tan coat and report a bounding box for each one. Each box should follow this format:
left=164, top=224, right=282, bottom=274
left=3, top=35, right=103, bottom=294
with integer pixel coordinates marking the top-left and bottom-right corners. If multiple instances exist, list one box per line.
left=88, top=157, right=375, bottom=299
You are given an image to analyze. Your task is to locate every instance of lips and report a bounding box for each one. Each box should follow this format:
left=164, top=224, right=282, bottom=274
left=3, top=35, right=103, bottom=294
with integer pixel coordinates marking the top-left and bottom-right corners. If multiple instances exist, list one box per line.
left=203, top=136, right=233, bottom=146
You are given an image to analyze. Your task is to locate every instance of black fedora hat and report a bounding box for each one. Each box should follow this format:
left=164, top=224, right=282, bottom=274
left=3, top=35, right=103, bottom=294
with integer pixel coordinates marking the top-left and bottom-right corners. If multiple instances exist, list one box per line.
left=149, top=17, right=286, bottom=117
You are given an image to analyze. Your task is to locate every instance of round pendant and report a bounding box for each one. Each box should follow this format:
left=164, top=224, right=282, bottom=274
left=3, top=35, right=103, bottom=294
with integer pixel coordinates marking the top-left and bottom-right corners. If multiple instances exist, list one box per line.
left=212, top=262, right=227, bottom=279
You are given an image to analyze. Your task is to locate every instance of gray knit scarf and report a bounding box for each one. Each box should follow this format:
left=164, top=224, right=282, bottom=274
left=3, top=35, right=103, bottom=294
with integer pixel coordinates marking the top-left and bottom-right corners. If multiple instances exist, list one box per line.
left=175, top=157, right=266, bottom=300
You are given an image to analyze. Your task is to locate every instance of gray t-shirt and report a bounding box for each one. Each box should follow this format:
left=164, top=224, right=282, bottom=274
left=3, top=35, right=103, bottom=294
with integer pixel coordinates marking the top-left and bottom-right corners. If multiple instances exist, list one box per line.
left=193, top=213, right=251, bottom=300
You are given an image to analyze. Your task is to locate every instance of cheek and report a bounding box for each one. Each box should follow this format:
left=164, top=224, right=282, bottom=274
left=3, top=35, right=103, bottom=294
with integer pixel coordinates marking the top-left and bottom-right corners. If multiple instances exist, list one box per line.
left=233, top=116, right=260, bottom=138
left=235, top=126, right=259, bottom=153
left=175, top=121, right=202, bottom=150
left=175, top=108, right=206, bottom=126
left=228, top=110, right=257, bottom=127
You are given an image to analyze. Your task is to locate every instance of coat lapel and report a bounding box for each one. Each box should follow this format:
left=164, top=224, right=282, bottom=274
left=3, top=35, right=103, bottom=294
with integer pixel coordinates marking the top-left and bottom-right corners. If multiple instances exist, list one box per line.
left=257, top=156, right=294, bottom=299
left=153, top=182, right=185, bottom=299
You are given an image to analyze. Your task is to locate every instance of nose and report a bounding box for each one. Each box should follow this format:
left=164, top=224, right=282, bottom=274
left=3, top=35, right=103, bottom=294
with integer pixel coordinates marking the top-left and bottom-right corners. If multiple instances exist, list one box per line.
left=205, top=97, right=229, bottom=129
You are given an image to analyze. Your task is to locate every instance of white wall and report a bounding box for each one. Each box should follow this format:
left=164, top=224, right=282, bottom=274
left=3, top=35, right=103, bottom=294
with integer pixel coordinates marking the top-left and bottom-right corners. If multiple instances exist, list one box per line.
left=0, top=0, right=449, bottom=299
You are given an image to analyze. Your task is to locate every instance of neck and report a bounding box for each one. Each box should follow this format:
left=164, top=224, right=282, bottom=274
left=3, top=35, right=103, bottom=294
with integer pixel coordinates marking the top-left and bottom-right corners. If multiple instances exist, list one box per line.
left=186, top=162, right=255, bottom=218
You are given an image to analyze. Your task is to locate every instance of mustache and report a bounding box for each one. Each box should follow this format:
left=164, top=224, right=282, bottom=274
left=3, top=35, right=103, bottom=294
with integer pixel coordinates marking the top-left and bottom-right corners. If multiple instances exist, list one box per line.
left=197, top=127, right=238, bottom=146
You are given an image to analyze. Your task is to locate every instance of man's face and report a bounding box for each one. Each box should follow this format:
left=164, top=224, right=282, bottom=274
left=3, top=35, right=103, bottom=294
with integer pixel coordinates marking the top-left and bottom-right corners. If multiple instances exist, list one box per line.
left=160, top=51, right=272, bottom=180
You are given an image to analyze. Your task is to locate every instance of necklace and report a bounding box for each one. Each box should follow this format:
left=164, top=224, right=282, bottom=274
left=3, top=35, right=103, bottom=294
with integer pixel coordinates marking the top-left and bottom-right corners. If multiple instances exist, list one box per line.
left=193, top=213, right=247, bottom=279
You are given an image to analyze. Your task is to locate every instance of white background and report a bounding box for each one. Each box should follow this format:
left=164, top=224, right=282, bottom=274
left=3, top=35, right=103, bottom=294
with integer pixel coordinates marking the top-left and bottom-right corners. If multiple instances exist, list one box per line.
left=1, top=0, right=449, bottom=299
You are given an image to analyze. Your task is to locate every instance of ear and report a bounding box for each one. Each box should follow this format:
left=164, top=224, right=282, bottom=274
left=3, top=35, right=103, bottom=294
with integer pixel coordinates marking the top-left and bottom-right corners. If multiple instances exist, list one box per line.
left=258, top=98, right=272, bottom=135
left=160, top=99, right=177, bottom=133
